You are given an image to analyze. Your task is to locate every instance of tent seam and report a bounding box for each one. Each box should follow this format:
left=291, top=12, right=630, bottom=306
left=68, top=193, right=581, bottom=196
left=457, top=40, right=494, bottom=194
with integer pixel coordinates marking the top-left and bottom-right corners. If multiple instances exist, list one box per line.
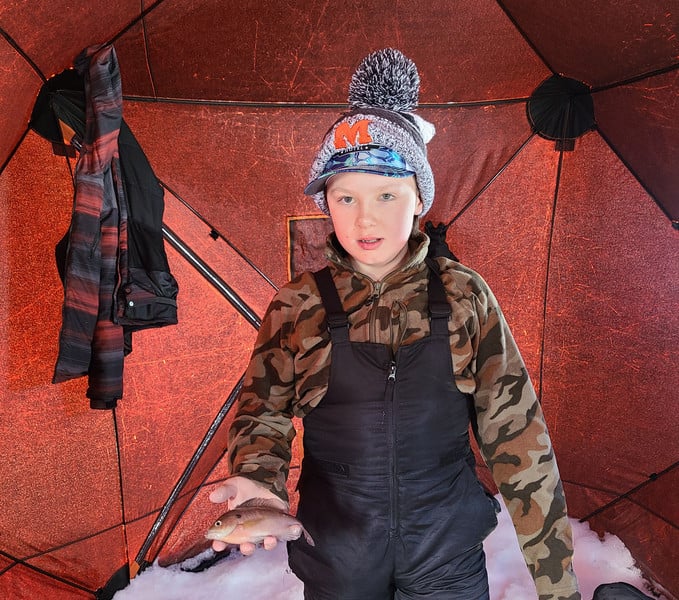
left=0, top=25, right=47, bottom=82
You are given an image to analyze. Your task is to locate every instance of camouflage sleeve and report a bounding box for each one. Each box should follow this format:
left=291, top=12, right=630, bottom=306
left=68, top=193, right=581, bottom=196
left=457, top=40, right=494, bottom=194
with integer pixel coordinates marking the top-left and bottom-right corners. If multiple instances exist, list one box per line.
left=226, top=287, right=299, bottom=503
left=470, top=279, right=580, bottom=600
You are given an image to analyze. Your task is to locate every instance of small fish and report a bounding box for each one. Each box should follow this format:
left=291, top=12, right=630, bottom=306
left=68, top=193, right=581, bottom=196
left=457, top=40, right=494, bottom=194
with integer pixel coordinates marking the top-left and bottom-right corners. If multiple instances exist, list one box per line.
left=206, top=499, right=315, bottom=547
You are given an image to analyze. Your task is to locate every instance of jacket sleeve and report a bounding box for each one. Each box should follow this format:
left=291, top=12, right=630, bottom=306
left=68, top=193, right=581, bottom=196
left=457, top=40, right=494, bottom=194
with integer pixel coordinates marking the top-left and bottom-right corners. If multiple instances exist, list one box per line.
left=469, top=279, right=580, bottom=600
left=226, top=290, right=299, bottom=503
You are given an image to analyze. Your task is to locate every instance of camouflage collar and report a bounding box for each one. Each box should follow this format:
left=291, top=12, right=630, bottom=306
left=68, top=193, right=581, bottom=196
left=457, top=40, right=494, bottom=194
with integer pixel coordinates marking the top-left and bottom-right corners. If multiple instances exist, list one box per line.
left=324, top=230, right=430, bottom=280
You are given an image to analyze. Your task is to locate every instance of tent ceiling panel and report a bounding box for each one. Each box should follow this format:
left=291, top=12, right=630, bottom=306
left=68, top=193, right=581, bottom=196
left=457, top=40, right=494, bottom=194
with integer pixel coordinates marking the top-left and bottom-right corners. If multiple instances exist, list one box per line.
left=422, top=103, right=536, bottom=223
left=116, top=0, right=549, bottom=102
left=501, top=0, right=679, bottom=87
left=113, top=21, right=156, bottom=99
left=0, top=0, right=139, bottom=78
left=594, top=70, right=679, bottom=221
left=0, top=40, right=42, bottom=169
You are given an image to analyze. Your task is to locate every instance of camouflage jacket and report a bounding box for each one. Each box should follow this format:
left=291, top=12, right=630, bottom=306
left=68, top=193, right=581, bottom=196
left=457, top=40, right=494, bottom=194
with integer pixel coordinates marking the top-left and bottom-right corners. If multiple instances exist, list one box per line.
left=228, top=231, right=580, bottom=600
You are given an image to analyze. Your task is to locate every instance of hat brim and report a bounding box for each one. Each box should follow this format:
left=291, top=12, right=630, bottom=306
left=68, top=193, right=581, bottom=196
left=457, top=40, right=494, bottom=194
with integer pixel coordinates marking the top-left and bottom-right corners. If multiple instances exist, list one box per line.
left=304, top=166, right=415, bottom=195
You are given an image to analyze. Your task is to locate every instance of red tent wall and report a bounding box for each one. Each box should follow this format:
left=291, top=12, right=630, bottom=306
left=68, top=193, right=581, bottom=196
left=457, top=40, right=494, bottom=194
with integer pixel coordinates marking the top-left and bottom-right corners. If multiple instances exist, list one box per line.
left=1, top=1, right=677, bottom=598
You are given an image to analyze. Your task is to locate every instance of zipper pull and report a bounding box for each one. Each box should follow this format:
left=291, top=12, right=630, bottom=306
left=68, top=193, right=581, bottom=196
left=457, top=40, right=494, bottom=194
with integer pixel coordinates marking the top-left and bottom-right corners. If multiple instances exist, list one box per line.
left=365, top=282, right=382, bottom=306
left=364, top=293, right=379, bottom=306
left=388, top=361, right=397, bottom=382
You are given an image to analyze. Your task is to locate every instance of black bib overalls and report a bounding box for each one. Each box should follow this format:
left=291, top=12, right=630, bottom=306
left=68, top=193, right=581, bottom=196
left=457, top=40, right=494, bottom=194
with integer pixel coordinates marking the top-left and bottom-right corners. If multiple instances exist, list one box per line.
left=288, top=264, right=499, bottom=599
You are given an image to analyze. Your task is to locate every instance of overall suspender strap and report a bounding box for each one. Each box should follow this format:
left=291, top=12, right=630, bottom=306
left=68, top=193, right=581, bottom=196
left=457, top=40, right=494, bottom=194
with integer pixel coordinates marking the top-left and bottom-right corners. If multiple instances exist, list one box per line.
left=314, top=262, right=450, bottom=338
left=312, top=267, right=349, bottom=341
left=425, top=257, right=451, bottom=336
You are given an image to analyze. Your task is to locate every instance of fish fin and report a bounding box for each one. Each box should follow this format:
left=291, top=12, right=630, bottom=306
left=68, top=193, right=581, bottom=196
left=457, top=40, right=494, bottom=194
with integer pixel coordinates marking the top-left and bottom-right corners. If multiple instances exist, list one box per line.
left=302, top=528, right=315, bottom=547
left=237, top=497, right=287, bottom=511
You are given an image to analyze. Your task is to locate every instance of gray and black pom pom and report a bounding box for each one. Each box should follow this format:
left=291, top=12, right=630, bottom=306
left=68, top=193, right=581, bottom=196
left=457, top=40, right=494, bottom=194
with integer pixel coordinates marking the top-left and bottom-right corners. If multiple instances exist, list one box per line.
left=348, top=48, right=420, bottom=112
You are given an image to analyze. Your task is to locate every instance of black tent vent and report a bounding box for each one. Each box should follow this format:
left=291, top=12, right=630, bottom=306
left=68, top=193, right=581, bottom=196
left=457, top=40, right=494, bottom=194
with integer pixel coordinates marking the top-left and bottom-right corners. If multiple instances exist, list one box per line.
left=527, top=74, right=595, bottom=151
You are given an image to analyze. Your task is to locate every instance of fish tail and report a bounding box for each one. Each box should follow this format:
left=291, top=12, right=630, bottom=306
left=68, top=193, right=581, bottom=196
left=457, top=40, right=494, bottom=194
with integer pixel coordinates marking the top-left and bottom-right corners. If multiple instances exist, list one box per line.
left=302, top=528, right=315, bottom=547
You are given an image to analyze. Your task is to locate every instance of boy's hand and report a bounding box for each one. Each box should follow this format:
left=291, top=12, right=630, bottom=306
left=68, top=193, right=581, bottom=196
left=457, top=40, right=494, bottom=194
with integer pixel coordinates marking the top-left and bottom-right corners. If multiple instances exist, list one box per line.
left=208, top=476, right=287, bottom=555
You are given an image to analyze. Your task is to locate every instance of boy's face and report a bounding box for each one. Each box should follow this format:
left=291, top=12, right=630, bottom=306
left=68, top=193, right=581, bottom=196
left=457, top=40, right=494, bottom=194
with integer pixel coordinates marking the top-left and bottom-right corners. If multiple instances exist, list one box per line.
left=325, top=172, right=423, bottom=281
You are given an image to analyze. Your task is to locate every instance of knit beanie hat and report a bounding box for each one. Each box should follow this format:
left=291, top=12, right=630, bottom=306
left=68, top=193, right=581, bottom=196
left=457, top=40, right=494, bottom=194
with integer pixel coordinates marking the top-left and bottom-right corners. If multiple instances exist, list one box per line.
left=305, top=48, right=436, bottom=215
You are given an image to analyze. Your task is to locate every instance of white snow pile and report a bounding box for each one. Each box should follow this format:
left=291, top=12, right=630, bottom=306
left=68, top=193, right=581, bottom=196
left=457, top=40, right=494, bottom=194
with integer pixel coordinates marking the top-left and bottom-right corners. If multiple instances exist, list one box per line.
left=113, top=497, right=667, bottom=600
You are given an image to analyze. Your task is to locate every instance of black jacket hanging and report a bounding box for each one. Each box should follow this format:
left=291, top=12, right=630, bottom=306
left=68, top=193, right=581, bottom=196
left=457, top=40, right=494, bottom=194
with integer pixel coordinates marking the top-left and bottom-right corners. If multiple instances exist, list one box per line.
left=33, top=45, right=178, bottom=409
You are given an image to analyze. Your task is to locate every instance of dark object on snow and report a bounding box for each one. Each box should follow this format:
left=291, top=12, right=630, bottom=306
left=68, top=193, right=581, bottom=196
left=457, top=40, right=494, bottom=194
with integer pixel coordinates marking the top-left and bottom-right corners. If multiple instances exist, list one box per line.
left=180, top=548, right=234, bottom=573
left=593, top=582, right=654, bottom=600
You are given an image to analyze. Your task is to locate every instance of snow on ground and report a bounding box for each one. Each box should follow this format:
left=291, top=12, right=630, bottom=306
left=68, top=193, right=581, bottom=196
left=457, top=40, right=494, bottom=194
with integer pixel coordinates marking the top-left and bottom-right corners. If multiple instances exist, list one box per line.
left=113, top=497, right=665, bottom=600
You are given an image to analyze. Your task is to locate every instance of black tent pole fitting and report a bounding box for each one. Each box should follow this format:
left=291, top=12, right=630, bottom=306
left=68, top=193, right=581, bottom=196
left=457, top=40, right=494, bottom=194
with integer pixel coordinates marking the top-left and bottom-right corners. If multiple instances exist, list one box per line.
left=527, top=74, right=595, bottom=146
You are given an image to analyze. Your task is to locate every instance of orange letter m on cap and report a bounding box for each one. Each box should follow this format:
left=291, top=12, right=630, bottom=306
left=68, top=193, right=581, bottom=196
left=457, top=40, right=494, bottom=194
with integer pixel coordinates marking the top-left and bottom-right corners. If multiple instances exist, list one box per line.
left=334, top=119, right=373, bottom=149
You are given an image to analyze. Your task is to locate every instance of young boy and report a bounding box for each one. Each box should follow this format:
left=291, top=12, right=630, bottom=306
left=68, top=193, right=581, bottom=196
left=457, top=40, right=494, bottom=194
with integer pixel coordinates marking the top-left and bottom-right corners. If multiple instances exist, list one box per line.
left=210, top=48, right=580, bottom=600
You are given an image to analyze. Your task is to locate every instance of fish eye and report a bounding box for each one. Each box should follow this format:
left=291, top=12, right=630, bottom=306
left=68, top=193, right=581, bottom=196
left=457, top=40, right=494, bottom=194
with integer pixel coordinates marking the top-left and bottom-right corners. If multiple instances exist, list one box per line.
left=235, top=513, right=242, bottom=518
left=214, top=520, right=221, bottom=527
